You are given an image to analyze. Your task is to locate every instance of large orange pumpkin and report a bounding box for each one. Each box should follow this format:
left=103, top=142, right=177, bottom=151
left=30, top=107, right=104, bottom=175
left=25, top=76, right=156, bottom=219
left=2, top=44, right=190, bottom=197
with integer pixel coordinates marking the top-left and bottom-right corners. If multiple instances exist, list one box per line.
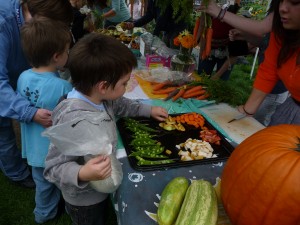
left=221, top=124, right=300, bottom=225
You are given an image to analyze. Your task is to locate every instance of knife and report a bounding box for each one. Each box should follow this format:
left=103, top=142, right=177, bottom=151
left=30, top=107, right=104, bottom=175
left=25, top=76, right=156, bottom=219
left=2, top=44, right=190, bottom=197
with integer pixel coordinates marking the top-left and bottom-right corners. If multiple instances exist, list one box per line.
left=228, top=114, right=247, bottom=123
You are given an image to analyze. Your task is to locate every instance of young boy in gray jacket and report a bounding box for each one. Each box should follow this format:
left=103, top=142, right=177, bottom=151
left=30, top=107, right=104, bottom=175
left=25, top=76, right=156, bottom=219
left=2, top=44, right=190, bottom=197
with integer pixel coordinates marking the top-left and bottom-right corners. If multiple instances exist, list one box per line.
left=44, top=33, right=168, bottom=225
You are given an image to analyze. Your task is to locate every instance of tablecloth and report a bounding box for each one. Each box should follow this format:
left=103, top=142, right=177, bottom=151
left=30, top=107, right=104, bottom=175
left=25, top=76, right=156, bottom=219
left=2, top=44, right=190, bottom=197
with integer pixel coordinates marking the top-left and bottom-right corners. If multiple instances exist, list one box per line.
left=113, top=72, right=264, bottom=225
left=113, top=157, right=231, bottom=225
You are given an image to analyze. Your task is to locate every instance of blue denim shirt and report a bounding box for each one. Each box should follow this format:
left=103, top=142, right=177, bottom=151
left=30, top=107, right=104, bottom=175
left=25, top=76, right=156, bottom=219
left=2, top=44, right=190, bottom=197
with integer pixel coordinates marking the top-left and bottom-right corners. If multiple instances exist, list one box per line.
left=0, top=0, right=37, bottom=122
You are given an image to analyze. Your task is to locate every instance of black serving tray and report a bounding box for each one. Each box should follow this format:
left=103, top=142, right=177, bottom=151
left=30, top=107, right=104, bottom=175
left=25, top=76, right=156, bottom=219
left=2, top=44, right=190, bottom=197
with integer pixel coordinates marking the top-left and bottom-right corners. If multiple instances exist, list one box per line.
left=117, top=114, right=235, bottom=171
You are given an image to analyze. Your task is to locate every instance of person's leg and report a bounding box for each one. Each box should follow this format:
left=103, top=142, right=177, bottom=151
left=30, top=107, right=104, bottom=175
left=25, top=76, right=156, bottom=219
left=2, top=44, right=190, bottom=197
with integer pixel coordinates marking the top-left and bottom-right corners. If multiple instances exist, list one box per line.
left=32, top=167, right=61, bottom=224
left=269, top=97, right=300, bottom=125
left=197, top=56, right=216, bottom=76
left=216, top=57, right=233, bottom=81
left=0, top=118, right=32, bottom=184
left=254, top=91, right=289, bottom=126
left=65, top=198, right=109, bottom=225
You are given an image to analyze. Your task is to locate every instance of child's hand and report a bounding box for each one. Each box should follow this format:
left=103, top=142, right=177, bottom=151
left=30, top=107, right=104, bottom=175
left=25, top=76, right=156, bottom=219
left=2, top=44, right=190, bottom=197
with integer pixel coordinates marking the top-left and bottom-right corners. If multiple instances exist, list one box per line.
left=78, top=155, right=112, bottom=182
left=33, top=109, right=52, bottom=128
left=151, top=106, right=168, bottom=121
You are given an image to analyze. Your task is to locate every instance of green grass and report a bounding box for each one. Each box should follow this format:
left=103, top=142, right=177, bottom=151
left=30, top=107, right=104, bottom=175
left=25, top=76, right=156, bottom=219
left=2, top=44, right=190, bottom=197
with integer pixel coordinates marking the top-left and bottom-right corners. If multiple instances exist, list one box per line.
left=0, top=122, right=118, bottom=225
left=0, top=171, right=118, bottom=225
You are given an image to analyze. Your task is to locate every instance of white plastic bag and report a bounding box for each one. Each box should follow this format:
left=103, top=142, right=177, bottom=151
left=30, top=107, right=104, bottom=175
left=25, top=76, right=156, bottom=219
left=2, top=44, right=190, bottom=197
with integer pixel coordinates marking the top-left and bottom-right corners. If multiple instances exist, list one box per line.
left=43, top=112, right=123, bottom=193
left=84, top=154, right=123, bottom=193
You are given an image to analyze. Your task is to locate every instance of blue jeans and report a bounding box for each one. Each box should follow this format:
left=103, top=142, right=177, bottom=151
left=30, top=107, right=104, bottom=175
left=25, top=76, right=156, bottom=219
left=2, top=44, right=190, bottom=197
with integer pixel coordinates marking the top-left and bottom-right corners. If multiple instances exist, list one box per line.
left=269, top=96, right=300, bottom=125
left=0, top=117, right=30, bottom=181
left=32, top=167, right=61, bottom=223
left=65, top=198, right=108, bottom=225
left=198, top=56, right=233, bottom=81
left=254, top=91, right=289, bottom=126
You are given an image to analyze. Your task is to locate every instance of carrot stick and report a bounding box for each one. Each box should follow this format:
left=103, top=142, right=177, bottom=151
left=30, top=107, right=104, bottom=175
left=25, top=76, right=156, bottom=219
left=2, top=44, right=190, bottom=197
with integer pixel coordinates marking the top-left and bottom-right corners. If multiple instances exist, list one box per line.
left=172, top=89, right=186, bottom=101
left=202, top=27, right=213, bottom=60
left=183, top=85, right=202, bottom=96
left=193, top=17, right=201, bottom=46
left=199, top=28, right=206, bottom=61
left=183, top=90, right=206, bottom=98
left=197, top=93, right=210, bottom=100
left=152, top=81, right=170, bottom=91
left=152, top=87, right=177, bottom=95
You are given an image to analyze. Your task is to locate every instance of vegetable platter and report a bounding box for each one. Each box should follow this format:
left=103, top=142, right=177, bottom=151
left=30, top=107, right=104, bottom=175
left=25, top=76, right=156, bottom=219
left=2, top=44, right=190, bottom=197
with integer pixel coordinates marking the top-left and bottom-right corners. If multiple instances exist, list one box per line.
left=117, top=113, right=234, bottom=171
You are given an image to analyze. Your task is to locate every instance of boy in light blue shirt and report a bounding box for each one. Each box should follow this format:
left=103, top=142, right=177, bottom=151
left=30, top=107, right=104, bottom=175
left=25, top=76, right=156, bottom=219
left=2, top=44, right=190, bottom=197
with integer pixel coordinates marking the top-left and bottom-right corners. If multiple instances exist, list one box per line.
left=17, top=17, right=72, bottom=224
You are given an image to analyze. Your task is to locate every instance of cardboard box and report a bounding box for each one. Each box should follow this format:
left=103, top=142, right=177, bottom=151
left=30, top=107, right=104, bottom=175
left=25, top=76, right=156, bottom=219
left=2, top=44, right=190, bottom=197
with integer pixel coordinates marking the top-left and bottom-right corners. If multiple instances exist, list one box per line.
left=146, top=55, right=172, bottom=68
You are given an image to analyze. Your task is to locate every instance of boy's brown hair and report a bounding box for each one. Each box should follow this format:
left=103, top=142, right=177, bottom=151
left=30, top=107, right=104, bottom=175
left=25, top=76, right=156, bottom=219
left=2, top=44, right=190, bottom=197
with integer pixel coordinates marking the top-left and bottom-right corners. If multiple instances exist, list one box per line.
left=68, top=33, right=137, bottom=95
left=21, top=17, right=71, bottom=68
left=25, top=0, right=74, bottom=26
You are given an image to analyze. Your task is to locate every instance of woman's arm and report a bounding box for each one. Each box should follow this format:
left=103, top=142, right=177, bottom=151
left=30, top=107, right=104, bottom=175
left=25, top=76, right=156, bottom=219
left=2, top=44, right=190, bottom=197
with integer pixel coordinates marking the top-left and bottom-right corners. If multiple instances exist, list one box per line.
left=238, top=88, right=268, bottom=115
left=200, top=0, right=273, bottom=37
left=211, top=56, right=237, bottom=80
left=229, top=29, right=264, bottom=46
left=102, top=0, right=120, bottom=18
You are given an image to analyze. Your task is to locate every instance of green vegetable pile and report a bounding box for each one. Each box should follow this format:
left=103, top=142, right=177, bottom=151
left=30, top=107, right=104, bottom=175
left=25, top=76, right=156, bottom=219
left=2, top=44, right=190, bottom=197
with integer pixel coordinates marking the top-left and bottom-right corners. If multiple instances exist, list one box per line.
left=198, top=76, right=253, bottom=106
left=124, top=118, right=175, bottom=166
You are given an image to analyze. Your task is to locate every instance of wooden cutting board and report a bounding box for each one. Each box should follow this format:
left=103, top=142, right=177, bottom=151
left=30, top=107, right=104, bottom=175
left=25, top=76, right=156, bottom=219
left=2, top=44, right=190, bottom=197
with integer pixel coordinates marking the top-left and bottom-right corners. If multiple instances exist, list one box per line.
left=200, top=103, right=265, bottom=144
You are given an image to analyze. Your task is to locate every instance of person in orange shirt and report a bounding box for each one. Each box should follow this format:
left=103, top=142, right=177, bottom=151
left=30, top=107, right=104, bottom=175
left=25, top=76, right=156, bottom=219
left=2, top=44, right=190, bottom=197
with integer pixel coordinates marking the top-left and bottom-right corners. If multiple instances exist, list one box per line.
left=236, top=0, right=300, bottom=125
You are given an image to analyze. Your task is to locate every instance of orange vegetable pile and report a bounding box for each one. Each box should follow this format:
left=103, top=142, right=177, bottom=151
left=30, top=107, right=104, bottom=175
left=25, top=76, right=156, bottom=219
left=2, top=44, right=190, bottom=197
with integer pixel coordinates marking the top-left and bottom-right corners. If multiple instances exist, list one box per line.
left=150, top=82, right=210, bottom=101
left=172, top=112, right=205, bottom=128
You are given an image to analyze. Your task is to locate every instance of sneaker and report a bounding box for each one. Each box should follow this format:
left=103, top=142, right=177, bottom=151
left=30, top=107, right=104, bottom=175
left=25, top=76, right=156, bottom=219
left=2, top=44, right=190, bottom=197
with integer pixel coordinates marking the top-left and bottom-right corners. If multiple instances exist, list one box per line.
left=15, top=175, right=36, bottom=189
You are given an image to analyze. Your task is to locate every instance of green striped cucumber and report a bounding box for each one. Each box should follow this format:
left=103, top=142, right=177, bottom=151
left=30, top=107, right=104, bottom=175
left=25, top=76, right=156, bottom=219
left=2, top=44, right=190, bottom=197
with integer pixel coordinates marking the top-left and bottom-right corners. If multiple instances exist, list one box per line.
left=157, top=177, right=189, bottom=225
left=175, top=180, right=218, bottom=225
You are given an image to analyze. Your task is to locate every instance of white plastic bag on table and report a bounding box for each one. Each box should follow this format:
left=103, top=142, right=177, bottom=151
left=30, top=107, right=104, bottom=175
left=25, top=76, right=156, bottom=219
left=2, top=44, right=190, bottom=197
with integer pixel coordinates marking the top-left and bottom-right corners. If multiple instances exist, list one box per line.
left=42, top=112, right=123, bottom=193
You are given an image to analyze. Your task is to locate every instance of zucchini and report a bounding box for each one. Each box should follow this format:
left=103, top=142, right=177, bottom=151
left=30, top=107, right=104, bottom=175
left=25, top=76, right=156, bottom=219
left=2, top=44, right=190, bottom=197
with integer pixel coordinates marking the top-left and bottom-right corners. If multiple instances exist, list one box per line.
left=175, top=180, right=218, bottom=225
left=157, top=177, right=189, bottom=225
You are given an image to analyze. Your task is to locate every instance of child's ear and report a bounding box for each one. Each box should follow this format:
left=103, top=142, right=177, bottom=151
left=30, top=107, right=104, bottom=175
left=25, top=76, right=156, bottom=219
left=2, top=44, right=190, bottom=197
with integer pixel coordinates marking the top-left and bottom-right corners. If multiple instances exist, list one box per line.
left=52, top=53, right=59, bottom=62
left=53, top=52, right=61, bottom=63
left=97, top=81, right=109, bottom=93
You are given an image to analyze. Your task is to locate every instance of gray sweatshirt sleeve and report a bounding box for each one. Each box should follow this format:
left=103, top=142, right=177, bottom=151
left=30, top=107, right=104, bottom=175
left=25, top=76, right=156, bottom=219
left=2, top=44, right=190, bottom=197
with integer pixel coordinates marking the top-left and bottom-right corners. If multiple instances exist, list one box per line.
left=44, top=143, right=89, bottom=189
left=111, top=97, right=152, bottom=118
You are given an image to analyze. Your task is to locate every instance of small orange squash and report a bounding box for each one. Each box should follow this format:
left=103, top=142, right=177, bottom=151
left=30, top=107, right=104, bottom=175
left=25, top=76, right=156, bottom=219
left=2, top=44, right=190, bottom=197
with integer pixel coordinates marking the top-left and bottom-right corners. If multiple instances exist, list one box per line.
left=221, top=124, right=300, bottom=225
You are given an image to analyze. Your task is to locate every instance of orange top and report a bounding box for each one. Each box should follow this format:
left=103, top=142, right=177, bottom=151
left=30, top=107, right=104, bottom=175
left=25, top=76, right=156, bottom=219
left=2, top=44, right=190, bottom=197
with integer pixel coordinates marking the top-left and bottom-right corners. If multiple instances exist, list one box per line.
left=254, top=32, right=300, bottom=101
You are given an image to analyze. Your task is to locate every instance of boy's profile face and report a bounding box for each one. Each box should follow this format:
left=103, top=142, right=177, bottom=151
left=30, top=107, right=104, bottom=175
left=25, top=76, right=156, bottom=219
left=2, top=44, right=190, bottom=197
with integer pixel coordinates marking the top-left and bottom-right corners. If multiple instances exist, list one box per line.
left=104, top=72, right=131, bottom=100
left=56, top=43, right=70, bottom=71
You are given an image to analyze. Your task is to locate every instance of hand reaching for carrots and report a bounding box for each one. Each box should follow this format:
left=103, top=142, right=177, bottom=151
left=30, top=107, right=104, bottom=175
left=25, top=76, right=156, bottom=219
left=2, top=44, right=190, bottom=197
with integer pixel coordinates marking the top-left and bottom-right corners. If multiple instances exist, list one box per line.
left=151, top=106, right=168, bottom=121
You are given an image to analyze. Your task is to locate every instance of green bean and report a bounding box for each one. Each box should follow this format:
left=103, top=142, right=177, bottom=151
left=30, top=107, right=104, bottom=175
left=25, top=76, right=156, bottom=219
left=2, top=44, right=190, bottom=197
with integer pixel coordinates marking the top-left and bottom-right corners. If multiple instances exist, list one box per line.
left=133, top=146, right=165, bottom=155
left=133, top=133, right=156, bottom=139
left=135, top=156, right=175, bottom=166
left=124, top=118, right=157, bottom=133
left=130, top=138, right=158, bottom=146
left=129, top=151, right=168, bottom=159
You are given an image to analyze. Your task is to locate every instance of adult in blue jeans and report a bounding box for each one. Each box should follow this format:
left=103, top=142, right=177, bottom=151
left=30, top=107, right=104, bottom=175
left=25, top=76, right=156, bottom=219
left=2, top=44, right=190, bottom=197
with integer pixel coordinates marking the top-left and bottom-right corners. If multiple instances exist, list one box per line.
left=252, top=33, right=288, bottom=126
left=0, top=0, right=73, bottom=188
